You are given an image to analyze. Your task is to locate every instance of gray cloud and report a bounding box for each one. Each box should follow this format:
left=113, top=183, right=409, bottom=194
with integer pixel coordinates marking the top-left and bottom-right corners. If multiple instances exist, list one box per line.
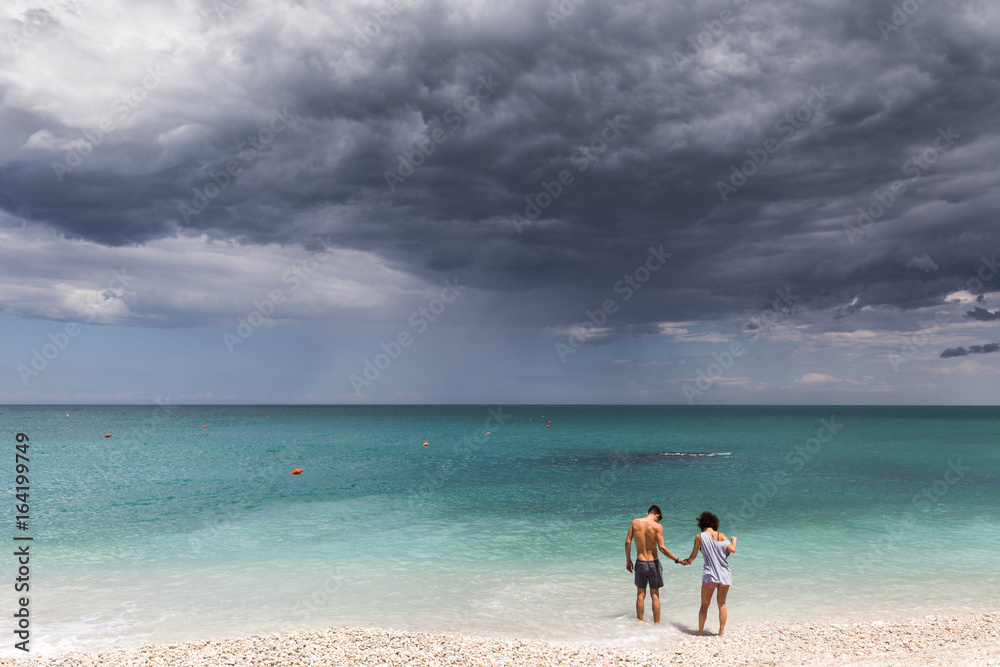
left=940, top=342, right=1000, bottom=358
left=906, top=254, right=939, bottom=273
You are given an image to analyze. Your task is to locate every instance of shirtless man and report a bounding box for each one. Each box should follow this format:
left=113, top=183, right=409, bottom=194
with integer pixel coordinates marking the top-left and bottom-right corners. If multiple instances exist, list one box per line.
left=625, top=505, right=684, bottom=623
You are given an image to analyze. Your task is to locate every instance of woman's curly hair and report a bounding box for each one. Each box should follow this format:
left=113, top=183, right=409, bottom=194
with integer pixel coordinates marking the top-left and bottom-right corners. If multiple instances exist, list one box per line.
left=697, top=511, right=720, bottom=531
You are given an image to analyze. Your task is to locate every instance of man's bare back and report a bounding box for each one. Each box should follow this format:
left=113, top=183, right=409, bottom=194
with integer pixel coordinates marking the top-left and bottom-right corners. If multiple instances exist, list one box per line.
left=628, top=516, right=662, bottom=562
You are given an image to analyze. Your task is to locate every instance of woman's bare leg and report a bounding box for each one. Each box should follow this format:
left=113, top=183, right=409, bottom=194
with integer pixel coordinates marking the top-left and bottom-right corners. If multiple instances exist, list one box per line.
left=717, top=585, right=730, bottom=636
left=698, top=585, right=714, bottom=635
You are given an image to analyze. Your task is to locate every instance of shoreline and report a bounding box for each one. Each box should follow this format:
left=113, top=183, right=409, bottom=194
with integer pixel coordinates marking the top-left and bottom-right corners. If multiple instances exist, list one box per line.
left=1, top=612, right=996, bottom=666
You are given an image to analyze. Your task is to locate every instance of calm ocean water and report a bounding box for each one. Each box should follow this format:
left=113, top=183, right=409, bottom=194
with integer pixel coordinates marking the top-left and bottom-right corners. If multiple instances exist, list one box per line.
left=1, top=404, right=998, bottom=654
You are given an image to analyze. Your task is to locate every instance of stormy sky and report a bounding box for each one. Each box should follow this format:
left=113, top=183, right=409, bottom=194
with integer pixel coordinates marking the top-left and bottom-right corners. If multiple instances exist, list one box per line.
left=1, top=0, right=999, bottom=404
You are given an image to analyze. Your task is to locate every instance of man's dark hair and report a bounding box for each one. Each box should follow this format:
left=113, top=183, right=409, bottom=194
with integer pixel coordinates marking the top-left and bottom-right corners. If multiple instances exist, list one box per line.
left=697, top=511, right=720, bottom=530
left=648, top=505, right=662, bottom=519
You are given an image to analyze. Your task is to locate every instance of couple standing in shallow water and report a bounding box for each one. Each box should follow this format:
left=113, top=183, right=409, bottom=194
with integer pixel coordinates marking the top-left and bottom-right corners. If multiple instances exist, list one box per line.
left=625, top=506, right=737, bottom=636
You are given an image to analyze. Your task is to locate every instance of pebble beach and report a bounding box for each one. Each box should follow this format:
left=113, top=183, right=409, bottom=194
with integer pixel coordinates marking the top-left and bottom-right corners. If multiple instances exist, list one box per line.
left=2, top=613, right=996, bottom=667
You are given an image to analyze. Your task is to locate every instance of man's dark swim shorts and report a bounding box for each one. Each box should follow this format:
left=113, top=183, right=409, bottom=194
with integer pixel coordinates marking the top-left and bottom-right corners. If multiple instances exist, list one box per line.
left=634, top=559, right=663, bottom=589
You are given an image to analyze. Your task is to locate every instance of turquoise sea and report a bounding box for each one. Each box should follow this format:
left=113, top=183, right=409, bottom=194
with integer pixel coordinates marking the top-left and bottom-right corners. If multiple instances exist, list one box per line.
left=2, top=405, right=998, bottom=655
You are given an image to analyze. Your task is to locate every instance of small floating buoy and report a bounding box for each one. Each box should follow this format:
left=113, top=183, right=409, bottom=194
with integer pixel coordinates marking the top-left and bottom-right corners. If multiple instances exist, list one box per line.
left=423, top=442, right=429, bottom=447
left=486, top=432, right=491, bottom=435
left=290, top=468, right=304, bottom=475
left=105, top=434, right=111, bottom=438
left=203, top=425, right=208, bottom=428
left=545, top=425, right=550, bottom=428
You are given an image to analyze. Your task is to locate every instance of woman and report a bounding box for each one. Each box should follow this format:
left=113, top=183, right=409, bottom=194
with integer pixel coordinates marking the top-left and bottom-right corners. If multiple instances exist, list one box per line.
left=681, top=511, right=736, bottom=636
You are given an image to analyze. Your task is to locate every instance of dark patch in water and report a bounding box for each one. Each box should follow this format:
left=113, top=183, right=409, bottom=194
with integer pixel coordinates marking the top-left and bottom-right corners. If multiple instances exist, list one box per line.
left=534, top=450, right=732, bottom=468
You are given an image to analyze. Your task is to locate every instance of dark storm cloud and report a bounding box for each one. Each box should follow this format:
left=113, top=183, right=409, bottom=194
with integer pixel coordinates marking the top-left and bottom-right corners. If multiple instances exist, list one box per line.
left=3, top=0, right=1000, bottom=332
left=940, top=342, right=1000, bottom=358
left=966, top=307, right=1000, bottom=321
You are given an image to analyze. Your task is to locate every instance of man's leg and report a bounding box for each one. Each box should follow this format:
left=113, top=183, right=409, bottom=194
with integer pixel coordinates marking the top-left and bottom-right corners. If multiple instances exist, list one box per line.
left=698, top=585, right=714, bottom=635
left=650, top=587, right=661, bottom=624
left=636, top=587, right=646, bottom=620
left=717, top=585, right=730, bottom=636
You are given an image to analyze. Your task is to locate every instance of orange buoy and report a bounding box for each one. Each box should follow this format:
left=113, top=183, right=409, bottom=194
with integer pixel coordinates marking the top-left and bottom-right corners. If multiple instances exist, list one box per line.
left=545, top=425, right=550, bottom=428
left=486, top=432, right=491, bottom=435
left=423, top=442, right=429, bottom=447
left=290, top=468, right=304, bottom=475
left=105, top=434, right=111, bottom=437
left=203, top=425, right=208, bottom=428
